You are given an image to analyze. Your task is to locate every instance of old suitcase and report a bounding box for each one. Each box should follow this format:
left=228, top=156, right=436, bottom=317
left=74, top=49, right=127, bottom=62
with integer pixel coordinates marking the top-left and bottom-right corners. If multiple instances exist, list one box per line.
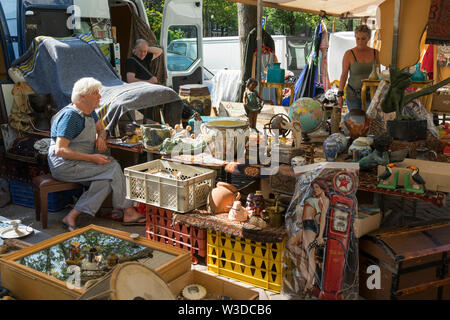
left=359, top=220, right=450, bottom=300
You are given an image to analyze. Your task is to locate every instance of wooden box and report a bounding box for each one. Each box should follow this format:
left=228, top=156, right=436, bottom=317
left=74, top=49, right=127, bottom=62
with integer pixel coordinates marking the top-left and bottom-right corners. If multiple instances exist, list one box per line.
left=431, top=92, right=450, bottom=113
left=168, top=269, right=259, bottom=300
left=0, top=225, right=191, bottom=300
left=359, top=221, right=450, bottom=300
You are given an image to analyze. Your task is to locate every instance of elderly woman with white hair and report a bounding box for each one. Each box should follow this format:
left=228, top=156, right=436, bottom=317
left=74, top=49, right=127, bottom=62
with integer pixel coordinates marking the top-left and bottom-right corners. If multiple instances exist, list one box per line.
left=48, top=77, right=145, bottom=231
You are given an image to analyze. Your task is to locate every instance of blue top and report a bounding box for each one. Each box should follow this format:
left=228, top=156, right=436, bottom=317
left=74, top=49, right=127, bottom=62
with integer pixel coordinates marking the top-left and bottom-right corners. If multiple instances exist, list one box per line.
left=51, top=106, right=98, bottom=141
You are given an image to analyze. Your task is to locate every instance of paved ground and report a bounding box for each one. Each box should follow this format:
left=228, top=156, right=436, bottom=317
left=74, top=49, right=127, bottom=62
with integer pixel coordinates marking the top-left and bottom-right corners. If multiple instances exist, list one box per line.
left=1, top=190, right=449, bottom=300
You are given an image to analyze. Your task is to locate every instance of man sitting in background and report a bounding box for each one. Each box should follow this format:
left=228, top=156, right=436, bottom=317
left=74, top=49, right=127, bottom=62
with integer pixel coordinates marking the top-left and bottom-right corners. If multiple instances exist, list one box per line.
left=125, top=39, right=162, bottom=84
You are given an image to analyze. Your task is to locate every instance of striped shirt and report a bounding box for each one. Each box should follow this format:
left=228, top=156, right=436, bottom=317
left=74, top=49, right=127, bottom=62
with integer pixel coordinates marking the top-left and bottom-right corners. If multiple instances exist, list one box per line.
left=51, top=106, right=98, bottom=140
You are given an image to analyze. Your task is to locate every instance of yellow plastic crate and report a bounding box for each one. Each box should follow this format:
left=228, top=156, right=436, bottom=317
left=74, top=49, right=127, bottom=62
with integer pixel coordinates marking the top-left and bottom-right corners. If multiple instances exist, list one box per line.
left=206, top=229, right=286, bottom=293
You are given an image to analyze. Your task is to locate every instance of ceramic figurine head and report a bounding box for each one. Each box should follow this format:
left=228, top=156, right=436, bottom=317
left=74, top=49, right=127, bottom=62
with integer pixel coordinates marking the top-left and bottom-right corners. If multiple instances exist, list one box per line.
left=245, top=193, right=256, bottom=211
left=374, top=132, right=393, bottom=153
left=246, top=78, right=258, bottom=91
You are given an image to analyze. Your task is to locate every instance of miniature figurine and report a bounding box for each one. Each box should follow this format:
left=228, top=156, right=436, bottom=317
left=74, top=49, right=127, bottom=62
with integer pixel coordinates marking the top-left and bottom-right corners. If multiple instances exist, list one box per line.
left=227, top=200, right=249, bottom=222
left=243, top=78, right=264, bottom=129
left=406, top=165, right=426, bottom=192
left=358, top=132, right=392, bottom=170
left=66, top=241, right=85, bottom=266
left=378, top=163, right=398, bottom=184
left=122, top=123, right=139, bottom=144
left=245, top=191, right=265, bottom=216
left=106, top=253, right=119, bottom=269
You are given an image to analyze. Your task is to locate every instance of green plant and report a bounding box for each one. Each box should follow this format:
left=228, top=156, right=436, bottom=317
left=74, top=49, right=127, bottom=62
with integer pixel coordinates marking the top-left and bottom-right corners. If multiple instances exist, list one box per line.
left=381, top=67, right=450, bottom=120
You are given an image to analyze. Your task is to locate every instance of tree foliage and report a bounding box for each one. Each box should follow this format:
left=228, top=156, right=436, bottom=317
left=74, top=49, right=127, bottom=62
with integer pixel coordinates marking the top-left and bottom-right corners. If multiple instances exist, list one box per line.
left=144, top=0, right=352, bottom=40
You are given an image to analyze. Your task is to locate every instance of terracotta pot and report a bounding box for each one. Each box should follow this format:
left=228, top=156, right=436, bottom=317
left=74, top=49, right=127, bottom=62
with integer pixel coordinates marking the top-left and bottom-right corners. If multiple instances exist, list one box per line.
left=208, top=182, right=240, bottom=214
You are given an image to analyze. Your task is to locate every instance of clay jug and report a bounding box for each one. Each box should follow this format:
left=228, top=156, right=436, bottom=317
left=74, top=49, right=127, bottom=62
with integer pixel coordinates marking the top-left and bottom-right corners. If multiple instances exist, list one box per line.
left=208, top=182, right=240, bottom=214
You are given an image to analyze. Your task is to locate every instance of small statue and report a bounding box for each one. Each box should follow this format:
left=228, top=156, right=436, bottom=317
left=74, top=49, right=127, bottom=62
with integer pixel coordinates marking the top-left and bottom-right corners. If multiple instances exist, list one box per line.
left=106, top=253, right=119, bottom=269
left=358, top=132, right=392, bottom=170
left=245, top=191, right=265, bottom=217
left=122, top=123, right=139, bottom=144
left=228, top=200, right=249, bottom=222
left=243, top=78, right=264, bottom=129
left=66, top=241, right=85, bottom=266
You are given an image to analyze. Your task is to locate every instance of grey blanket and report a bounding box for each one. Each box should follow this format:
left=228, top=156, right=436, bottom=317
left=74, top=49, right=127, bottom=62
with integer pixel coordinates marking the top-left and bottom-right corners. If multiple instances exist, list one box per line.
left=13, top=33, right=182, bottom=131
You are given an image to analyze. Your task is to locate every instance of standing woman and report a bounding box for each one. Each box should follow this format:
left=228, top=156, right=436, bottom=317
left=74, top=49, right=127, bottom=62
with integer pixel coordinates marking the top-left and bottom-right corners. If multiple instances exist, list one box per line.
left=337, top=25, right=380, bottom=111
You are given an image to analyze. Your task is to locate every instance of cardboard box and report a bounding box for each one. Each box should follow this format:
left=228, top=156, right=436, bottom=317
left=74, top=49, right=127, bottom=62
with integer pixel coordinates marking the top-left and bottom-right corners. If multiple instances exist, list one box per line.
left=168, top=269, right=259, bottom=300
left=377, top=159, right=450, bottom=193
left=431, top=92, right=450, bottom=113
left=353, top=212, right=382, bottom=239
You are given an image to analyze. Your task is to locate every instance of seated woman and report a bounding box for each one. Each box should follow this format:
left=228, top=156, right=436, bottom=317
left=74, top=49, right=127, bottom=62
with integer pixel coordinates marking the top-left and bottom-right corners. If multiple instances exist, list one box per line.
left=48, top=77, right=145, bottom=231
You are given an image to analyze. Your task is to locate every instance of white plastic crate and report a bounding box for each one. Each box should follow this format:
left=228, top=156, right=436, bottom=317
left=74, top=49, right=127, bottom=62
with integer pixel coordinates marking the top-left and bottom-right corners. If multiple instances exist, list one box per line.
left=124, top=160, right=216, bottom=213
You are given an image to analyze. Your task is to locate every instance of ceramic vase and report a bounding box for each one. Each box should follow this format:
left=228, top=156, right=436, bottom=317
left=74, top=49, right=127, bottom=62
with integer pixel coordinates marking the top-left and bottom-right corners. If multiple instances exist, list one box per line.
left=208, top=182, right=241, bottom=214
left=344, top=110, right=371, bottom=139
left=323, top=133, right=349, bottom=162
left=348, top=137, right=373, bottom=160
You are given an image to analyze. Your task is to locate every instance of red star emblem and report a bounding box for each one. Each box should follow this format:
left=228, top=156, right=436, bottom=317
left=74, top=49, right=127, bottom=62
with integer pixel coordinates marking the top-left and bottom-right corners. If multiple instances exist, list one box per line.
left=338, top=175, right=351, bottom=189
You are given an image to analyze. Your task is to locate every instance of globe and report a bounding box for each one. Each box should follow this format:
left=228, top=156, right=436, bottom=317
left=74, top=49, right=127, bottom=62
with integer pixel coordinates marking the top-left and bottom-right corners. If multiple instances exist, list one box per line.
left=288, top=97, right=324, bottom=134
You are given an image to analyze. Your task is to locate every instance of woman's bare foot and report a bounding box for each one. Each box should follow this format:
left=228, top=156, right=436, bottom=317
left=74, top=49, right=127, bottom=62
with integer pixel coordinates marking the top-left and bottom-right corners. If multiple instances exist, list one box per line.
left=62, top=209, right=81, bottom=232
left=122, top=207, right=145, bottom=223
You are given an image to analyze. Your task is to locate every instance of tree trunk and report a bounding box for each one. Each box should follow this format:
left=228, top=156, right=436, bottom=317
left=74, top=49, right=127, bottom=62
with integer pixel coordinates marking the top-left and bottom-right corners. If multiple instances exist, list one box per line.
left=237, top=3, right=257, bottom=77
left=203, top=5, right=209, bottom=37
left=347, top=19, right=354, bottom=31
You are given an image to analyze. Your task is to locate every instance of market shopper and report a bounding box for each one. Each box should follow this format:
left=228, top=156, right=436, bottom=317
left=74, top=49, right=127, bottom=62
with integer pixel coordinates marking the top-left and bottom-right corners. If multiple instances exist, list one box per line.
left=48, top=77, right=145, bottom=232
left=337, top=24, right=380, bottom=111
left=125, top=39, right=162, bottom=84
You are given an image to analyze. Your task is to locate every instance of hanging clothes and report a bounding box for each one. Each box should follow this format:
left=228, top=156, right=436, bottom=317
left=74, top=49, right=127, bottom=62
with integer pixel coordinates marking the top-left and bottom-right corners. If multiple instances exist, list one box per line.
left=319, top=20, right=331, bottom=91
left=294, top=22, right=323, bottom=100
left=421, top=44, right=434, bottom=79
left=237, top=28, right=276, bottom=102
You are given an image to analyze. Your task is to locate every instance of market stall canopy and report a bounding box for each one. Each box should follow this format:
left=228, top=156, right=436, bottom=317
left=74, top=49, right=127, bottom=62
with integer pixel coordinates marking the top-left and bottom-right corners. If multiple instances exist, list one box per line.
left=227, top=0, right=384, bottom=18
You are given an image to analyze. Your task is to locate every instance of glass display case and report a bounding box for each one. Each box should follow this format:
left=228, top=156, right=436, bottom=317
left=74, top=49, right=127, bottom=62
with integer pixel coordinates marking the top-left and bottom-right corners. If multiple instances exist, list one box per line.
left=0, top=225, right=190, bottom=300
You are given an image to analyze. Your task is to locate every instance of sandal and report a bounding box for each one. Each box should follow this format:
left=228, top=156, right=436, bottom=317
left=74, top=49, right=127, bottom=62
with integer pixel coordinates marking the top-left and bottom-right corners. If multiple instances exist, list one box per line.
left=62, top=221, right=78, bottom=232
left=121, top=217, right=146, bottom=226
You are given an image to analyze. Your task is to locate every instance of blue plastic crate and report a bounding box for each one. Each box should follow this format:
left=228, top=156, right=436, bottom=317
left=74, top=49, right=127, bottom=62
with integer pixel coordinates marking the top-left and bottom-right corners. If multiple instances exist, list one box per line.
left=9, top=179, right=83, bottom=212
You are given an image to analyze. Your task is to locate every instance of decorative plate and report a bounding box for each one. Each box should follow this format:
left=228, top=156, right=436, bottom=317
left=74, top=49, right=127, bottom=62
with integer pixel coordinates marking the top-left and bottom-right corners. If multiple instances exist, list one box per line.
left=0, top=226, right=34, bottom=239
left=182, top=284, right=207, bottom=300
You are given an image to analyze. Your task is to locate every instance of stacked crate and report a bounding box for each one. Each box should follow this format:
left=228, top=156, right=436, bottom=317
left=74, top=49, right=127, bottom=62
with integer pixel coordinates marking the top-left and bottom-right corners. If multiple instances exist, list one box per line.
left=207, top=230, right=286, bottom=293
left=145, top=204, right=207, bottom=264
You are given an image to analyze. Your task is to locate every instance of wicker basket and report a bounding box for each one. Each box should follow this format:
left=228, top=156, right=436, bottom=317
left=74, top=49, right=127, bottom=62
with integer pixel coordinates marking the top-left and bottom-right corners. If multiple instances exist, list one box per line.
left=124, top=160, right=216, bottom=213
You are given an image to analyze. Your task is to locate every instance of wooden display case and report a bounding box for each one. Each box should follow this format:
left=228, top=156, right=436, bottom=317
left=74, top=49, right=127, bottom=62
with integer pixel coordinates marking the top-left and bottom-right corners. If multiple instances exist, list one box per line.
left=0, top=225, right=191, bottom=300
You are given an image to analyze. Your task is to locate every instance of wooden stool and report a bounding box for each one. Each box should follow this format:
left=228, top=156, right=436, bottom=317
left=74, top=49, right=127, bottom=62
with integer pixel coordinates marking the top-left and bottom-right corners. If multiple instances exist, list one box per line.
left=32, top=174, right=83, bottom=229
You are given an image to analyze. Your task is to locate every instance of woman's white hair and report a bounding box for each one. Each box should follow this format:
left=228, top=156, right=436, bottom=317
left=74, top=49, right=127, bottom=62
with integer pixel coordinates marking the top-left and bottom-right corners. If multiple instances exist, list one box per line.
left=71, top=77, right=102, bottom=103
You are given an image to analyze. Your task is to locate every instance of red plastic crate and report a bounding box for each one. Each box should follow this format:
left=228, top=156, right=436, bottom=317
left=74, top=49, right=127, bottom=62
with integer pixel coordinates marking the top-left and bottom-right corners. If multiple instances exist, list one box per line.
left=145, top=204, right=206, bottom=263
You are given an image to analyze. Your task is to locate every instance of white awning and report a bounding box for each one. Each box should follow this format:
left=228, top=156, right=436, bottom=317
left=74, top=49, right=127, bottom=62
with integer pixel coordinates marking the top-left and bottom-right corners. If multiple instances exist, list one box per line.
left=227, top=0, right=384, bottom=18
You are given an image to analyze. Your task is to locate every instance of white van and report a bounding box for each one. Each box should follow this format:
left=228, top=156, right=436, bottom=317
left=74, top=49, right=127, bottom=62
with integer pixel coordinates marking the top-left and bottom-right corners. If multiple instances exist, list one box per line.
left=167, top=35, right=309, bottom=76
left=0, top=0, right=204, bottom=123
